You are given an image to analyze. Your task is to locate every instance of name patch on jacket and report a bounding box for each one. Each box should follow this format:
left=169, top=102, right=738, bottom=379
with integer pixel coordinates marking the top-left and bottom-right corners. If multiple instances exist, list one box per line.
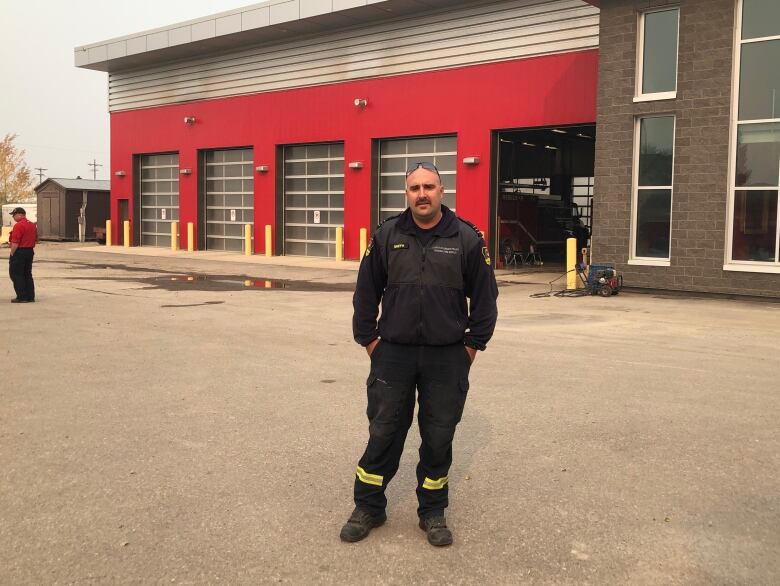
left=391, top=242, right=409, bottom=250
left=431, top=246, right=460, bottom=255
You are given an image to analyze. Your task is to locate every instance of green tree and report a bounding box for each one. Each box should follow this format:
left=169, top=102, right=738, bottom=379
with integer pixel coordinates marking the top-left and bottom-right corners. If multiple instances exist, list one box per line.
left=0, top=133, right=34, bottom=205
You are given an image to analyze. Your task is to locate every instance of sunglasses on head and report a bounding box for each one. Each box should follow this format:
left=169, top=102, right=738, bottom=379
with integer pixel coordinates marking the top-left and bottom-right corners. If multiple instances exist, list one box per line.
left=405, top=161, right=441, bottom=178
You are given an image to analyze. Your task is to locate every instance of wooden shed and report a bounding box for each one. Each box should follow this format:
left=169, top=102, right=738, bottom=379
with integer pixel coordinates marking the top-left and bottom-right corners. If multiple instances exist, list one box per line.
left=35, top=178, right=110, bottom=241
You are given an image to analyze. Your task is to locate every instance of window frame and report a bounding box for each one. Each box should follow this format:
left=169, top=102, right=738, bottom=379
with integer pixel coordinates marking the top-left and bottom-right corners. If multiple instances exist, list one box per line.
left=634, top=7, right=680, bottom=103
left=630, top=114, right=676, bottom=266
left=724, top=0, right=780, bottom=273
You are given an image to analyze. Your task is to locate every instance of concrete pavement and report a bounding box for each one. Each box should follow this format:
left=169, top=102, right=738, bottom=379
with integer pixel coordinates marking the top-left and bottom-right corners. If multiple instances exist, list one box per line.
left=1, top=242, right=778, bottom=585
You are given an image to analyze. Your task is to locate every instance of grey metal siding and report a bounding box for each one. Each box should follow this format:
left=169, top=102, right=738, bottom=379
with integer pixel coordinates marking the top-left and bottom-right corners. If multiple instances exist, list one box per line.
left=108, top=0, right=599, bottom=111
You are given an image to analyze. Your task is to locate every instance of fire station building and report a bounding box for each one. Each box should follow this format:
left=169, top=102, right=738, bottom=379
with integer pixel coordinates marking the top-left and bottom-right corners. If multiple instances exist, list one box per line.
left=75, top=0, right=780, bottom=297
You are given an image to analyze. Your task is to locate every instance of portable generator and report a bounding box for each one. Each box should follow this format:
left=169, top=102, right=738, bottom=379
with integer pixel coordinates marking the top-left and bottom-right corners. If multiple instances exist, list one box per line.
left=586, top=264, right=623, bottom=297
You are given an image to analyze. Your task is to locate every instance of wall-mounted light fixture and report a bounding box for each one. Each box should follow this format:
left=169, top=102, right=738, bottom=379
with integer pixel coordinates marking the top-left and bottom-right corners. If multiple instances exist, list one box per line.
left=348, top=161, right=364, bottom=169
left=114, top=170, right=126, bottom=177
left=462, top=157, right=480, bottom=166
left=353, top=98, right=368, bottom=108
left=184, top=116, right=196, bottom=125
left=256, top=165, right=269, bottom=173
left=179, top=168, right=192, bottom=175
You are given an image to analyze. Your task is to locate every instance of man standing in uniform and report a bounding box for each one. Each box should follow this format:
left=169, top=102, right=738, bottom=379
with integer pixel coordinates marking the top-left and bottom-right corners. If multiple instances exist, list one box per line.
left=341, top=162, right=498, bottom=547
left=8, top=207, right=37, bottom=303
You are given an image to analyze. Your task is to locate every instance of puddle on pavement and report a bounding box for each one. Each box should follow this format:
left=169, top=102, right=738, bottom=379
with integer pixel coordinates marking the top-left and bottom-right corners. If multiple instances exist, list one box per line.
left=40, top=260, right=355, bottom=292
left=42, top=259, right=518, bottom=293
left=157, top=275, right=354, bottom=292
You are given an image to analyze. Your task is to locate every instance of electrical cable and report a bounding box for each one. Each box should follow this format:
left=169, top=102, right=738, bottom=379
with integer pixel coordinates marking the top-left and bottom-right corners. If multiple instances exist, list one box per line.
left=529, top=268, right=590, bottom=298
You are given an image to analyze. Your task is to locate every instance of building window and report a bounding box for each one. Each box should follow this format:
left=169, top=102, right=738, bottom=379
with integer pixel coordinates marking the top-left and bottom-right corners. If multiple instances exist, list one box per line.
left=728, top=0, right=780, bottom=268
left=636, top=8, right=679, bottom=101
left=632, top=116, right=675, bottom=263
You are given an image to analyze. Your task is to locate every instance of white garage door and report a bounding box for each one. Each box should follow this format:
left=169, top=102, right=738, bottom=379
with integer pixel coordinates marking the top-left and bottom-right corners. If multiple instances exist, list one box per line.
left=140, top=153, right=179, bottom=247
left=283, top=143, right=344, bottom=257
left=204, top=148, right=254, bottom=252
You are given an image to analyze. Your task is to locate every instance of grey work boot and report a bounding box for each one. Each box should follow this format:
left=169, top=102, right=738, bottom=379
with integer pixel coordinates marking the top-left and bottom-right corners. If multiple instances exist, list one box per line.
left=339, top=507, right=387, bottom=543
left=419, top=515, right=453, bottom=547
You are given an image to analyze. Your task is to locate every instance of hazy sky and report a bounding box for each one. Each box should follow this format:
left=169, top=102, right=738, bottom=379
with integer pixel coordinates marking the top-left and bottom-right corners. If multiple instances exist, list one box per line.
left=0, top=0, right=253, bottom=185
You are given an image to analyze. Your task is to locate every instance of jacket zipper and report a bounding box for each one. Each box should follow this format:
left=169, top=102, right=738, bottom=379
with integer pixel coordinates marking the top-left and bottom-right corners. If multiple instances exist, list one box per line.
left=417, top=236, right=436, bottom=343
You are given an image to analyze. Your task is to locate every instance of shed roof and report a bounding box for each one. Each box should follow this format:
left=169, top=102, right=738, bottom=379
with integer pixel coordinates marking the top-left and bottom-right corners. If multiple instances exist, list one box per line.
left=36, top=178, right=111, bottom=192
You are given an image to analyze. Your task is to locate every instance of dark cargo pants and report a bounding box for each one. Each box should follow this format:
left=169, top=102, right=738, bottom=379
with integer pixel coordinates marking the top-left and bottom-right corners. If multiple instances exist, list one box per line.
left=9, top=248, right=35, bottom=301
left=353, top=341, right=471, bottom=519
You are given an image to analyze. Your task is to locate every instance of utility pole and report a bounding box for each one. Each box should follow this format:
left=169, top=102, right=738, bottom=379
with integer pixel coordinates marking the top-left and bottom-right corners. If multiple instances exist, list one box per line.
left=34, top=167, right=47, bottom=185
left=88, top=159, right=102, bottom=180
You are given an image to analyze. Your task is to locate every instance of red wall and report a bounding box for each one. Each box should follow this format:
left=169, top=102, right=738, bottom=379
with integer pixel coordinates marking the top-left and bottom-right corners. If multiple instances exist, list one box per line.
left=109, top=49, right=598, bottom=258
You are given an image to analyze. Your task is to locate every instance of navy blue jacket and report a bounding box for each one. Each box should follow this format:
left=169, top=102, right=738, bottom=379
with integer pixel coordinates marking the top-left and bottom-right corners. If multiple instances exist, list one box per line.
left=352, top=206, right=498, bottom=350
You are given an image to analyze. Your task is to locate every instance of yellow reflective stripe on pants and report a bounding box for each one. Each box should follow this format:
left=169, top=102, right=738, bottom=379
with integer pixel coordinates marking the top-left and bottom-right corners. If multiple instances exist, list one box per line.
left=356, top=466, right=384, bottom=487
left=422, top=476, right=449, bottom=490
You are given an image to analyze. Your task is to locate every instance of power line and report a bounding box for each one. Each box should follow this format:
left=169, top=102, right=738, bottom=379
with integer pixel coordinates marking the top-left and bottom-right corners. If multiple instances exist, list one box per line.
left=88, top=159, right=103, bottom=180
left=34, top=167, right=47, bottom=184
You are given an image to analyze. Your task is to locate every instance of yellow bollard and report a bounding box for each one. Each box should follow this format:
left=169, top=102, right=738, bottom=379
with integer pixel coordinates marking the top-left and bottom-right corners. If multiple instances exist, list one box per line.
left=359, top=228, right=367, bottom=259
left=336, top=226, right=344, bottom=261
left=171, top=221, right=179, bottom=251
left=123, top=220, right=130, bottom=248
left=244, top=224, right=252, bottom=256
left=106, top=220, right=112, bottom=247
left=265, top=225, right=272, bottom=257
left=187, top=222, right=194, bottom=252
left=566, top=237, right=577, bottom=290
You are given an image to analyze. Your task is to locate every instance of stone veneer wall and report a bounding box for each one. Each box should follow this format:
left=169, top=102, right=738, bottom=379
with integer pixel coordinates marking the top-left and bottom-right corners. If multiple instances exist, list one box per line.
left=592, top=0, right=780, bottom=296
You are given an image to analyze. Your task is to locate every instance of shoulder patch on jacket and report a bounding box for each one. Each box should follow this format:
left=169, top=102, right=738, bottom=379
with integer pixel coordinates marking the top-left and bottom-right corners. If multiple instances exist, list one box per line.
left=364, top=237, right=375, bottom=257
left=457, top=216, right=485, bottom=240
left=481, top=246, right=491, bottom=266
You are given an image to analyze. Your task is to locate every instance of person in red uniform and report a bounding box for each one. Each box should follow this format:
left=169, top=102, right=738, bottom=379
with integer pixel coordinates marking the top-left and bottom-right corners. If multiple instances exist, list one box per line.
left=8, top=207, right=37, bottom=303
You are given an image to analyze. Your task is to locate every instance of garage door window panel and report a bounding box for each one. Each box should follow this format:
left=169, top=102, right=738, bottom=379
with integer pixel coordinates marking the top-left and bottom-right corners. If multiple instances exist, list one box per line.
left=307, top=178, right=329, bottom=192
